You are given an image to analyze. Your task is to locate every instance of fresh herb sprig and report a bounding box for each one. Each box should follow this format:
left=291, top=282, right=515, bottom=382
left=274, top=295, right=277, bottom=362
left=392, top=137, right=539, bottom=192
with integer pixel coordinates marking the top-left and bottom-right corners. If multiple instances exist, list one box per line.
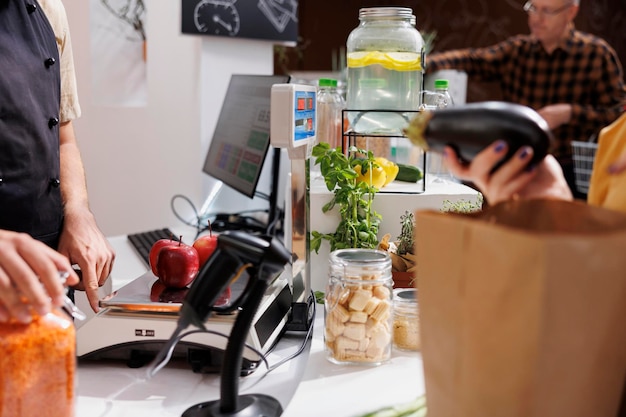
left=441, top=194, right=484, bottom=213
left=310, top=142, right=382, bottom=253
left=396, top=211, right=415, bottom=256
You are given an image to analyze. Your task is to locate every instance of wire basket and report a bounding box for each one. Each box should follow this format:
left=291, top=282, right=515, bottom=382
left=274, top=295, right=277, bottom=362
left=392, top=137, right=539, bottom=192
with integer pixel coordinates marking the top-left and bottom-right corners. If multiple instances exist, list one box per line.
left=571, top=141, right=598, bottom=194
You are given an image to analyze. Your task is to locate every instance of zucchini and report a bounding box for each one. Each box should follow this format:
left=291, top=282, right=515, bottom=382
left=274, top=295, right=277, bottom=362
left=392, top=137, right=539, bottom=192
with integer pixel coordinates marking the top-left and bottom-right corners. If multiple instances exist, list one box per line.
left=403, top=101, right=553, bottom=167
left=395, top=163, right=423, bottom=183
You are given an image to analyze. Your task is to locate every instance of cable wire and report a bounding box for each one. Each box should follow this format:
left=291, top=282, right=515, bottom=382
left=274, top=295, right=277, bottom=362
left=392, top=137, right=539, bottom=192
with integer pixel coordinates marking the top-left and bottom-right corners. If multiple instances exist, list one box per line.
left=147, top=328, right=270, bottom=378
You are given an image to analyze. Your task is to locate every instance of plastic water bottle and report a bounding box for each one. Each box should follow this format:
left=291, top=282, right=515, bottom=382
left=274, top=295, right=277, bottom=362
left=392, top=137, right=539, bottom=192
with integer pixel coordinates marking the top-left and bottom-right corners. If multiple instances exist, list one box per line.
left=317, top=78, right=345, bottom=150
left=428, top=79, right=456, bottom=181
left=311, top=78, right=345, bottom=179
left=434, top=79, right=454, bottom=108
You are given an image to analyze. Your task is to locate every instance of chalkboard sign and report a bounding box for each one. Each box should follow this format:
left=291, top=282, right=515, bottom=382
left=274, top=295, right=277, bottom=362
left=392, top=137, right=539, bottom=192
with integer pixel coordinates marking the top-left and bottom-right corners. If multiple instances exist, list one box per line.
left=181, top=0, right=298, bottom=44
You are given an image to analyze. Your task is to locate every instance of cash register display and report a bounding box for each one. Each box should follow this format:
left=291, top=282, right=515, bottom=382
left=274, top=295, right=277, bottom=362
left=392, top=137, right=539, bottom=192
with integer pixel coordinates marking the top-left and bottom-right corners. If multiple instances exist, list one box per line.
left=202, top=74, right=290, bottom=198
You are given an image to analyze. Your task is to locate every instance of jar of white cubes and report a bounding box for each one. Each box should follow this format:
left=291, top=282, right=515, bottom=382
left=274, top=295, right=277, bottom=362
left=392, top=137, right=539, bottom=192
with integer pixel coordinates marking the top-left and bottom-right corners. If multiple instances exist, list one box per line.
left=324, top=248, right=393, bottom=365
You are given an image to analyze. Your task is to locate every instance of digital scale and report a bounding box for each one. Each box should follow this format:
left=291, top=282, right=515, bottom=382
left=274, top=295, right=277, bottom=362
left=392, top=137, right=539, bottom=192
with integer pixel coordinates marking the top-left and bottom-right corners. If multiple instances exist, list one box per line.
left=76, top=270, right=292, bottom=375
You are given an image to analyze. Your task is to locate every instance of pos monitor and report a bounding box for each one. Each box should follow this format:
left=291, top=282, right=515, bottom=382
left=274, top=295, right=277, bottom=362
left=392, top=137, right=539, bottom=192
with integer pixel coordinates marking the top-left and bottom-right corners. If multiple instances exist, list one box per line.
left=202, top=74, right=290, bottom=231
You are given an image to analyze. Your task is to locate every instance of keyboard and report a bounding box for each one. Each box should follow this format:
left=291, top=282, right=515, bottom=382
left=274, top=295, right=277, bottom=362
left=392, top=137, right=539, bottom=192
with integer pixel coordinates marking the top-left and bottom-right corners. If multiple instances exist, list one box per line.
left=127, top=228, right=180, bottom=266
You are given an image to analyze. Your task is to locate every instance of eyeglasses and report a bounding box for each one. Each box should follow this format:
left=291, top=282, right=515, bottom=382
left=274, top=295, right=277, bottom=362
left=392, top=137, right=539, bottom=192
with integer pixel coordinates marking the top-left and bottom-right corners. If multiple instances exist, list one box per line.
left=523, top=1, right=573, bottom=16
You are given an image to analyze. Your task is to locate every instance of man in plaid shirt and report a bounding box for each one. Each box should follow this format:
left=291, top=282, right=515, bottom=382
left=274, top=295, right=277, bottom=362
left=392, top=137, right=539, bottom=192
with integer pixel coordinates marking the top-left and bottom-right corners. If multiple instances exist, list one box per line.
left=426, top=0, right=626, bottom=197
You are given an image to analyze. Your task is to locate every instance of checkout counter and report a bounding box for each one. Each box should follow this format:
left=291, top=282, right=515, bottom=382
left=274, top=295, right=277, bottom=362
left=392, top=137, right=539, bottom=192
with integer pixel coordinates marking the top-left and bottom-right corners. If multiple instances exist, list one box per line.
left=74, top=229, right=425, bottom=417
left=74, top=172, right=477, bottom=416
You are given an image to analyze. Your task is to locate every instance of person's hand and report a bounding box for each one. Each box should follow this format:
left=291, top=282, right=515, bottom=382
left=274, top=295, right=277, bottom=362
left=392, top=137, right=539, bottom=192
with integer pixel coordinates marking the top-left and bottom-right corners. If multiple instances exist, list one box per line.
left=57, top=206, right=115, bottom=313
left=537, top=104, right=572, bottom=129
left=443, top=140, right=573, bottom=205
left=608, top=149, right=626, bottom=175
left=0, top=230, right=80, bottom=323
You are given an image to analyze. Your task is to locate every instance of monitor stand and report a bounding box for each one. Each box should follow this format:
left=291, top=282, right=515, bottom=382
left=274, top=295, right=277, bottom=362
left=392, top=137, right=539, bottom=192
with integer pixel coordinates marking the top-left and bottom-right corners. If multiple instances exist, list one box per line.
left=266, top=147, right=282, bottom=236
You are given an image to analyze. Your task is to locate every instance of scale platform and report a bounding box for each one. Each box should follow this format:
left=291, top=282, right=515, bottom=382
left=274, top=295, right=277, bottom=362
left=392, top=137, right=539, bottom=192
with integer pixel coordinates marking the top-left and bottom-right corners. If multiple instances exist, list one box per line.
left=76, top=271, right=293, bottom=375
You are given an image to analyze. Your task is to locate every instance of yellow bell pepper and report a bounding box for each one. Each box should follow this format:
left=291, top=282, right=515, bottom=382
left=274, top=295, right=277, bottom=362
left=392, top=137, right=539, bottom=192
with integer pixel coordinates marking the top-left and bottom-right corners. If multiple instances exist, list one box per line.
left=355, top=162, right=386, bottom=189
left=375, top=157, right=399, bottom=186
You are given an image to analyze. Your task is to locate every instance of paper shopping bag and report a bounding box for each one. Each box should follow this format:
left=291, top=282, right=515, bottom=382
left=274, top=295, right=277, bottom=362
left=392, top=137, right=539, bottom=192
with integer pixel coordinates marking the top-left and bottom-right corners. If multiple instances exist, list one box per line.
left=415, top=199, right=626, bottom=417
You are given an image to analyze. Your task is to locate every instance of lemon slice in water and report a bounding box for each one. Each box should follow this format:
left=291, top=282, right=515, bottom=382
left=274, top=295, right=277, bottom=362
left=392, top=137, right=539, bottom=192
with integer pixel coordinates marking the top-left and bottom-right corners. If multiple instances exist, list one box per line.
left=347, top=51, right=422, bottom=71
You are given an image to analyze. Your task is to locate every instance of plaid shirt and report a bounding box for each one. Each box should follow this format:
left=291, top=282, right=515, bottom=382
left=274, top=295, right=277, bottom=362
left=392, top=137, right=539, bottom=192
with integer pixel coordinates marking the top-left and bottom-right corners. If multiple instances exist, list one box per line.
left=426, top=28, right=626, bottom=164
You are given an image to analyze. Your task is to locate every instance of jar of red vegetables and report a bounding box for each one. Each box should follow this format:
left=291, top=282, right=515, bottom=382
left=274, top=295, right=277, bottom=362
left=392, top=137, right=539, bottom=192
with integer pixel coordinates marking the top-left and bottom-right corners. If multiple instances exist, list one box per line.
left=0, top=309, right=76, bottom=417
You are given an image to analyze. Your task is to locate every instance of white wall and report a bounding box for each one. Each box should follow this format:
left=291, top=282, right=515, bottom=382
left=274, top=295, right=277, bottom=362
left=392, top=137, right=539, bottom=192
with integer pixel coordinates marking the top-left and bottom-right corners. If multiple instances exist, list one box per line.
left=64, top=0, right=275, bottom=237
left=198, top=36, right=275, bottom=219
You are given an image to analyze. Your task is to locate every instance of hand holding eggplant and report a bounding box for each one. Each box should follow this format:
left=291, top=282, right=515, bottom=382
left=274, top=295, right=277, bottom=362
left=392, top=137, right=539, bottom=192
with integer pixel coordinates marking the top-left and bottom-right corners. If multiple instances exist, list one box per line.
left=403, top=101, right=554, bottom=169
left=443, top=141, right=573, bottom=205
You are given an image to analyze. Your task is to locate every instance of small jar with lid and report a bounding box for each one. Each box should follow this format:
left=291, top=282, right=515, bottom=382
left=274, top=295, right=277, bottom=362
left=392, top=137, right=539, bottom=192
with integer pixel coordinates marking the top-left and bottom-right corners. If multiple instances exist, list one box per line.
left=0, top=309, right=77, bottom=417
left=346, top=7, right=424, bottom=135
left=324, top=248, right=393, bottom=365
left=392, top=288, right=420, bottom=351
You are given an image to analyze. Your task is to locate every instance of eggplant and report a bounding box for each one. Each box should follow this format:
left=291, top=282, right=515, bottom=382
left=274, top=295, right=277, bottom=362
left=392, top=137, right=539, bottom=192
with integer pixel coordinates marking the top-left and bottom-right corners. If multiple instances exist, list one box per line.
left=403, top=101, right=553, bottom=167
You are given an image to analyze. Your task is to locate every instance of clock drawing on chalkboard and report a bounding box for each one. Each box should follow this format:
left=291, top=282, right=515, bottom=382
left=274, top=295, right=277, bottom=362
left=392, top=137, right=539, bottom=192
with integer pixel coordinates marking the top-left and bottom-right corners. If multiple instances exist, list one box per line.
left=182, top=0, right=297, bottom=43
left=194, top=0, right=241, bottom=36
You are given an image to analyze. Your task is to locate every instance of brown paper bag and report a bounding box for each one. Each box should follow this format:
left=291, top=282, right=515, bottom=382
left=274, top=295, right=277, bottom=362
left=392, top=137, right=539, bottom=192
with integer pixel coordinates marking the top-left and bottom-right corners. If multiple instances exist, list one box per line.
left=415, top=199, right=626, bottom=417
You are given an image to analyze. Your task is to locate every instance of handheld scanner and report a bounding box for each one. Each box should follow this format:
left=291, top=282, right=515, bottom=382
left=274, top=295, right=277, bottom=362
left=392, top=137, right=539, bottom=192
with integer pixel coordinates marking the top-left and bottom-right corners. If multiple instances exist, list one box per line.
left=179, top=231, right=292, bottom=329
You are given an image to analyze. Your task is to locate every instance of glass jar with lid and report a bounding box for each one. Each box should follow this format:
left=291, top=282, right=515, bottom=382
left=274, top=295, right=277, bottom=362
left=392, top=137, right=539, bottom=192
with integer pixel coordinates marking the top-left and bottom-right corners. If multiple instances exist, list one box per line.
left=0, top=308, right=78, bottom=417
left=392, top=288, right=420, bottom=351
left=346, top=7, right=424, bottom=135
left=324, top=248, right=393, bottom=365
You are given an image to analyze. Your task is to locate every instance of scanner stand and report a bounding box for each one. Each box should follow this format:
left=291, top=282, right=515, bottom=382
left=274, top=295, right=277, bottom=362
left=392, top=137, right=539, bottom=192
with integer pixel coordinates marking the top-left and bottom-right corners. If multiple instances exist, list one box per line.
left=182, top=277, right=283, bottom=417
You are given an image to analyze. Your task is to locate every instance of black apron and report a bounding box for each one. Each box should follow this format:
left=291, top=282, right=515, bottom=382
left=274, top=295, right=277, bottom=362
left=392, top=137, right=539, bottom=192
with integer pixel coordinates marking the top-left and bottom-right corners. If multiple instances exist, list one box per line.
left=0, top=0, right=63, bottom=248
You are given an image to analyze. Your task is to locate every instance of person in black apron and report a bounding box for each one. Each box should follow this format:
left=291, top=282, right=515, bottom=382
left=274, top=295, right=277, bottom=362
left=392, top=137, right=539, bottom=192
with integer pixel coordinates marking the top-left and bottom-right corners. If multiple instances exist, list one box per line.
left=0, top=0, right=114, bottom=322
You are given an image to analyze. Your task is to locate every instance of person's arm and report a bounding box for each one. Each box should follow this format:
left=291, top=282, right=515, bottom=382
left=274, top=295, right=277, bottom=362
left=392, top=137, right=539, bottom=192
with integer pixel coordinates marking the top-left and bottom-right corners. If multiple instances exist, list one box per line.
left=443, top=140, right=573, bottom=205
left=425, top=36, right=519, bottom=80
left=44, top=0, right=115, bottom=312
left=539, top=43, right=626, bottom=131
left=57, top=121, right=115, bottom=313
left=0, top=230, right=79, bottom=323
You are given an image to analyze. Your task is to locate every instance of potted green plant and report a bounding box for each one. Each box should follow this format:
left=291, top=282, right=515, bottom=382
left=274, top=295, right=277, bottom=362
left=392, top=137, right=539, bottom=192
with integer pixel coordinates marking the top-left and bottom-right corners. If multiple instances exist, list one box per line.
left=379, top=211, right=417, bottom=288
left=310, top=142, right=382, bottom=253
left=378, top=195, right=484, bottom=288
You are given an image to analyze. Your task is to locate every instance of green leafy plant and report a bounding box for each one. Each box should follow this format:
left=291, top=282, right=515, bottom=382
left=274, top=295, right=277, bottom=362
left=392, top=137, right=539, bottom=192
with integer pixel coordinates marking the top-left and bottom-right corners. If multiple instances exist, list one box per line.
left=441, top=193, right=484, bottom=213
left=314, top=291, right=325, bottom=305
left=310, top=142, right=382, bottom=253
left=396, top=211, right=415, bottom=256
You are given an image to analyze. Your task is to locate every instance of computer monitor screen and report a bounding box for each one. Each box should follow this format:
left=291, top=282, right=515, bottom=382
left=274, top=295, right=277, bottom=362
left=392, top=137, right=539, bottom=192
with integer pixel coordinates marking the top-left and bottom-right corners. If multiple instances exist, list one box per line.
left=202, top=74, right=290, bottom=199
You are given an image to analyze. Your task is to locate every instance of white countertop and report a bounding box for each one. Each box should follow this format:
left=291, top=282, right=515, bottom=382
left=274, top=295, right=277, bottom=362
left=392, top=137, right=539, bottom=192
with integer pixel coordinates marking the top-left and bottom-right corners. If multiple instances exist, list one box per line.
left=280, top=310, right=425, bottom=417
left=76, top=307, right=425, bottom=417
left=75, top=232, right=426, bottom=417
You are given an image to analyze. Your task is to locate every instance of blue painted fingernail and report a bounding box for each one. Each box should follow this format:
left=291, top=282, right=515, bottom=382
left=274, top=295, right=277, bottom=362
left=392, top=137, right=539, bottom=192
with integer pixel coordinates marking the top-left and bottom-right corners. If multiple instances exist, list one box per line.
left=519, top=147, right=530, bottom=159
left=442, top=149, right=449, bottom=158
left=494, top=141, right=506, bottom=153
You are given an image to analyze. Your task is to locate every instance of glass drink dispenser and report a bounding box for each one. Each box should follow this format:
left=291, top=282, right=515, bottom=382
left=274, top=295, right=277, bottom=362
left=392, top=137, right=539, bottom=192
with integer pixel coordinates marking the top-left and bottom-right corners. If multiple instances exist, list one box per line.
left=346, top=7, right=425, bottom=136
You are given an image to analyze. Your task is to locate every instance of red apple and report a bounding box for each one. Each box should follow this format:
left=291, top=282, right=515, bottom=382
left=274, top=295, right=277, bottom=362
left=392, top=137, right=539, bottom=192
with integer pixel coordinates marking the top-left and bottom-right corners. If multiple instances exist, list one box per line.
left=149, top=237, right=178, bottom=276
left=193, top=222, right=219, bottom=267
left=193, top=223, right=230, bottom=306
left=156, top=241, right=199, bottom=289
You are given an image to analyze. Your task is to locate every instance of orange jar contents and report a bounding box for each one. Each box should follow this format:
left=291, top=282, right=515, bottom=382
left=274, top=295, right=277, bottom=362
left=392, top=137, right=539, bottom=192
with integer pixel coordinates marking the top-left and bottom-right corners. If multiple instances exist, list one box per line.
left=0, top=309, right=76, bottom=417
